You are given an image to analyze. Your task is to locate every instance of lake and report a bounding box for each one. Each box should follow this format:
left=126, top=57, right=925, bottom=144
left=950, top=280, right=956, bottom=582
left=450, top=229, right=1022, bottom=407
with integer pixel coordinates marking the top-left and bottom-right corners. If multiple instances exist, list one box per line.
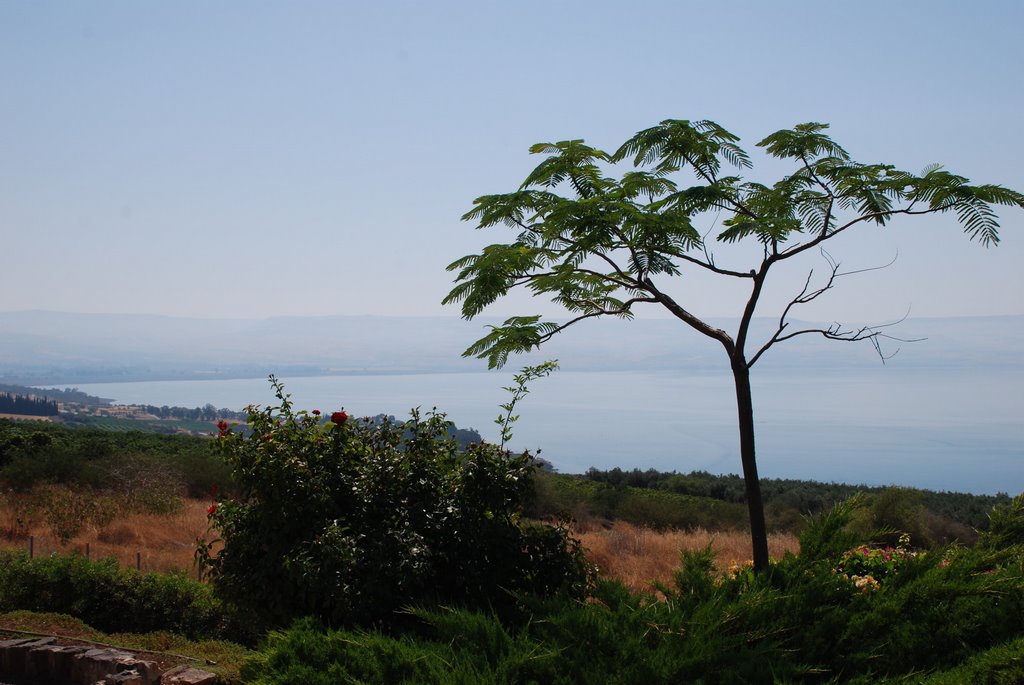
left=62, top=366, right=1022, bottom=496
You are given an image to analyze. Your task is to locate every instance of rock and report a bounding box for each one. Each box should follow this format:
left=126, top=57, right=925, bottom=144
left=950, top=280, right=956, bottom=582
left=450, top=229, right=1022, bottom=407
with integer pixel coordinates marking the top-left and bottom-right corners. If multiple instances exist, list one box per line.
left=0, top=637, right=179, bottom=685
left=71, top=647, right=156, bottom=685
left=161, top=664, right=219, bottom=684
left=101, top=668, right=144, bottom=684
left=27, top=644, right=91, bottom=682
left=0, top=637, right=55, bottom=677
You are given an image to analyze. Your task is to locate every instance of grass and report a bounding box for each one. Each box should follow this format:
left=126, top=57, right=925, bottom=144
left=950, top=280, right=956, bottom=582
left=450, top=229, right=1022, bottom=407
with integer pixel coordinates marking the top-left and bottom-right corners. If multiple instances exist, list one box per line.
left=0, top=488, right=979, bottom=592
left=0, top=493, right=215, bottom=576
left=0, top=489, right=796, bottom=591
left=575, top=520, right=799, bottom=592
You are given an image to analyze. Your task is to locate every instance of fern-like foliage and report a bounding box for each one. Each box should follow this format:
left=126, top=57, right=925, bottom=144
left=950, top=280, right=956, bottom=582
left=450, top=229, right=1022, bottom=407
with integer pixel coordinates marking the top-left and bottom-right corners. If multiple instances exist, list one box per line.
left=445, top=117, right=1024, bottom=368
left=461, top=316, right=559, bottom=369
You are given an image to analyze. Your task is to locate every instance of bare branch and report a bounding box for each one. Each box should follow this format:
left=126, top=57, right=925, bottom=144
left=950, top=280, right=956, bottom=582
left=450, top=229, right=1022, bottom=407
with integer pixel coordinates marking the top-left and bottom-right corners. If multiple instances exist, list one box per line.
left=765, top=312, right=924, bottom=364
left=835, top=250, right=899, bottom=278
left=748, top=249, right=903, bottom=366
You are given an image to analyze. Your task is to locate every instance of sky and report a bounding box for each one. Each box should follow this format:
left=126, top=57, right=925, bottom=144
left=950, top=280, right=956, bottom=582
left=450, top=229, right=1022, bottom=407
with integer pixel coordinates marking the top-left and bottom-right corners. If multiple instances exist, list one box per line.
left=3, top=1, right=1023, bottom=325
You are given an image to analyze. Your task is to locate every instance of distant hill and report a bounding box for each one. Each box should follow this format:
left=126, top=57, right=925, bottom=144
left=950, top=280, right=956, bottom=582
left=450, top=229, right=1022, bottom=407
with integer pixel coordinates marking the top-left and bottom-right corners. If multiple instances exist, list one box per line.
left=1, top=310, right=1021, bottom=384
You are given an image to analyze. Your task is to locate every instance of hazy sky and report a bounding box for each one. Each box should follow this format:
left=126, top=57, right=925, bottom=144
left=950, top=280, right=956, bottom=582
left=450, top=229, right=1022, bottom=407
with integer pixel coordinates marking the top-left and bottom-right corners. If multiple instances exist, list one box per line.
left=3, top=1, right=1023, bottom=324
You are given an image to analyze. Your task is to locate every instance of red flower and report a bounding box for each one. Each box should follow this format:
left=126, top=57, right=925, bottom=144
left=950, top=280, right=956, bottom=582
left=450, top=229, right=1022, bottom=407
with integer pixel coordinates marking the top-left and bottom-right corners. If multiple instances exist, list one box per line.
left=207, top=503, right=218, bottom=516
left=330, top=411, right=349, bottom=426
left=209, top=484, right=220, bottom=498
left=312, top=409, right=321, bottom=416
left=216, top=420, right=229, bottom=436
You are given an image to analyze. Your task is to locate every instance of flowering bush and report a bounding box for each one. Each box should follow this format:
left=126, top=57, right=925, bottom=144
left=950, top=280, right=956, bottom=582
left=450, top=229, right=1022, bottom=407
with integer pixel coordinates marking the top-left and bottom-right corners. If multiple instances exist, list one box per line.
left=726, top=559, right=754, bottom=580
left=833, top=533, right=918, bottom=592
left=199, top=376, right=592, bottom=629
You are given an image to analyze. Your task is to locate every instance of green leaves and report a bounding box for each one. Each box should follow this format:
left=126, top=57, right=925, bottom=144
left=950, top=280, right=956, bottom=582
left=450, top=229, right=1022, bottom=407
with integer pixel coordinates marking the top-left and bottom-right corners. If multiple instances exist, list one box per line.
left=206, top=379, right=592, bottom=628
left=613, top=119, right=751, bottom=179
left=757, top=122, right=850, bottom=162
left=445, top=117, right=1024, bottom=371
left=523, top=139, right=613, bottom=198
left=443, top=243, right=547, bottom=317
left=495, top=360, right=559, bottom=448
left=904, top=166, right=1024, bottom=246
left=462, top=316, right=558, bottom=369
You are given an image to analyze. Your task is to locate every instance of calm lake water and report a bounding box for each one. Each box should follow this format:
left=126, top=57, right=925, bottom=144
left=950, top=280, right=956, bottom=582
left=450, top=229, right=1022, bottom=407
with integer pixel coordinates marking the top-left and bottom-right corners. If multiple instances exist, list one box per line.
left=64, top=367, right=1022, bottom=495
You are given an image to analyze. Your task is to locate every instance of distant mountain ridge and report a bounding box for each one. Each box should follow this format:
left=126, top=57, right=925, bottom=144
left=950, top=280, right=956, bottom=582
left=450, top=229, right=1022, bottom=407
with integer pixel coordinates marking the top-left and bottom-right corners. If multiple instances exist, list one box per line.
left=1, top=310, right=1021, bottom=385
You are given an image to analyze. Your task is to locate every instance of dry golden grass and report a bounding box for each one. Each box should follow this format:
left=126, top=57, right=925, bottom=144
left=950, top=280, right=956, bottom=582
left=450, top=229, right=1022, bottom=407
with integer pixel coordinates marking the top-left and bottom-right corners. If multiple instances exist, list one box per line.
left=0, top=497, right=213, bottom=576
left=576, top=520, right=800, bottom=593
left=2, top=492, right=797, bottom=592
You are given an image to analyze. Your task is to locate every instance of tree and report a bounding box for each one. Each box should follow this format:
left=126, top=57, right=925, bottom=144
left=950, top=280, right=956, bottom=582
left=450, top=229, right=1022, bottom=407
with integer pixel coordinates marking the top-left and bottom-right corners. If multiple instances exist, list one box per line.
left=443, top=119, right=1024, bottom=571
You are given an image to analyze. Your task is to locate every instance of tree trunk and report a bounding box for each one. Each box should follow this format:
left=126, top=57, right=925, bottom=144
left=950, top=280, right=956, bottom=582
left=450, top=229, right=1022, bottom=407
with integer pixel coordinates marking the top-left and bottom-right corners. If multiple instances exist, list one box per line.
left=731, top=357, right=770, bottom=572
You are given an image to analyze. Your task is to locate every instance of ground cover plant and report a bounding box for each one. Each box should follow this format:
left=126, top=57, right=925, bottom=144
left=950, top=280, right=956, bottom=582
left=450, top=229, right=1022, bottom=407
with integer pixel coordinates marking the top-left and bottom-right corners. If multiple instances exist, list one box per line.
left=243, top=493, right=1024, bottom=684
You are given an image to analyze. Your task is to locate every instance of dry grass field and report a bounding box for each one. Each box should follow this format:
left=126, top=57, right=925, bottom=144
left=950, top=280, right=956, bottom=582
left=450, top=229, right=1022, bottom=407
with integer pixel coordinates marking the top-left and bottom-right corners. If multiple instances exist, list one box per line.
left=576, top=519, right=800, bottom=592
left=0, top=493, right=799, bottom=590
left=0, top=496, right=213, bottom=576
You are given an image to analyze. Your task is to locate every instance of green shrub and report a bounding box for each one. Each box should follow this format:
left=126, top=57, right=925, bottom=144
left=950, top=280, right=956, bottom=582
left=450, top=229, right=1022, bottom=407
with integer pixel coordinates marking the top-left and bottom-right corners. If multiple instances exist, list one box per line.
left=200, top=378, right=593, bottom=630
left=979, top=492, right=1024, bottom=550
left=245, top=535, right=1024, bottom=685
left=0, top=551, right=246, bottom=641
left=911, top=636, right=1024, bottom=684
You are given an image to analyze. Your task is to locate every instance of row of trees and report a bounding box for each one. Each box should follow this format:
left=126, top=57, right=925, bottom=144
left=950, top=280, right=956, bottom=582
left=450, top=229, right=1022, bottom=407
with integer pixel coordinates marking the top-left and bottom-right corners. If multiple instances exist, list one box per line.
left=142, top=403, right=245, bottom=422
left=582, top=467, right=1012, bottom=529
left=0, top=384, right=109, bottom=406
left=0, top=393, right=58, bottom=417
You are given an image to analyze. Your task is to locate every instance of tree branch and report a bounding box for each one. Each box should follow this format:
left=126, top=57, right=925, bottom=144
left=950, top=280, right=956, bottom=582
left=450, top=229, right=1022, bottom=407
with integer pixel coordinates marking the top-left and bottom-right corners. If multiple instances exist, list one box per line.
left=591, top=252, right=644, bottom=289
left=674, top=251, right=756, bottom=278
left=766, top=315, right=922, bottom=363
left=640, top=277, right=735, bottom=353
left=749, top=250, right=911, bottom=366
left=533, top=297, right=660, bottom=344
left=777, top=205, right=950, bottom=261
left=799, top=152, right=836, bottom=202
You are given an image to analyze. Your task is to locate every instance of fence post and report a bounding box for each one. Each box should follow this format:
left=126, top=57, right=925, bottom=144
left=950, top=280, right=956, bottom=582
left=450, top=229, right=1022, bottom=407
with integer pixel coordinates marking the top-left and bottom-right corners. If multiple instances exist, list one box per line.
left=29, top=535, right=34, bottom=559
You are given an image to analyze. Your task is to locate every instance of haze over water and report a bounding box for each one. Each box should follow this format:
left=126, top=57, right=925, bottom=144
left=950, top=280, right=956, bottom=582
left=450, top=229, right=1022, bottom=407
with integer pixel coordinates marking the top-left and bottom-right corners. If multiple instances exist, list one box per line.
left=66, top=365, right=1022, bottom=496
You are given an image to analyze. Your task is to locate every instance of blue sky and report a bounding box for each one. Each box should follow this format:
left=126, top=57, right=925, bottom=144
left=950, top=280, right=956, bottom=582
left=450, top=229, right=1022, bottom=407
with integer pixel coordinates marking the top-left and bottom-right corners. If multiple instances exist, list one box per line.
left=3, top=1, right=1023, bottom=323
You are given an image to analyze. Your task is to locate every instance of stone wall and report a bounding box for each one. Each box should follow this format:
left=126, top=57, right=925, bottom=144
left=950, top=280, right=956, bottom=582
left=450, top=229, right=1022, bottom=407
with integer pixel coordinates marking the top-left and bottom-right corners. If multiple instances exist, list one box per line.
left=0, top=636, right=217, bottom=684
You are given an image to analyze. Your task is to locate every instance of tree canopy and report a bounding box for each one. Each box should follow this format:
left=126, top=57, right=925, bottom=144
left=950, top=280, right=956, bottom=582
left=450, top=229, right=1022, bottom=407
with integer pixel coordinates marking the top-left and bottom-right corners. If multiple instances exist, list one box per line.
left=445, top=120, right=1022, bottom=368
left=444, top=119, right=1024, bottom=571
